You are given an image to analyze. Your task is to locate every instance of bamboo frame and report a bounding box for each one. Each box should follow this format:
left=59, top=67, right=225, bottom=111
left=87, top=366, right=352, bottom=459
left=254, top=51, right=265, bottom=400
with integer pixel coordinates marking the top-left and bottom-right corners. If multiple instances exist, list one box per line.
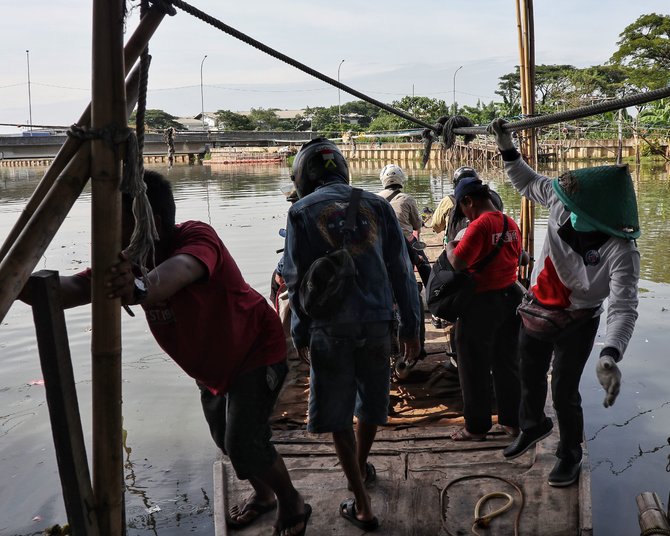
left=0, top=65, right=142, bottom=324
left=0, top=4, right=166, bottom=263
left=30, top=271, right=100, bottom=536
left=90, top=0, right=128, bottom=532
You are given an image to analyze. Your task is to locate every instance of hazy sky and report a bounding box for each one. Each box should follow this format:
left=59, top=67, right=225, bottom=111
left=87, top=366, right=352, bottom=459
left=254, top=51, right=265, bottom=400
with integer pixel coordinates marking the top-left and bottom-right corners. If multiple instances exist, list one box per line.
left=1, top=1, right=668, bottom=134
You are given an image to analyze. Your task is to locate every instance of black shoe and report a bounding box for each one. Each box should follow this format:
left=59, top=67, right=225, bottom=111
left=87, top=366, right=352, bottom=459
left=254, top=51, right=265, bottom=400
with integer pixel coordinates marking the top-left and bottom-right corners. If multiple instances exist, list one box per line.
left=548, top=458, right=581, bottom=487
left=502, top=418, right=553, bottom=460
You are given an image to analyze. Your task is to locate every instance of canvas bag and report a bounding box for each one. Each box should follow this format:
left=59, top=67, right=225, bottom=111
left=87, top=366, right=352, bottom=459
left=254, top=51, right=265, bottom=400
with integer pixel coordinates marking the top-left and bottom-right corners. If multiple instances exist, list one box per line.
left=426, top=213, right=508, bottom=322
left=299, top=188, right=362, bottom=319
left=517, top=292, right=597, bottom=342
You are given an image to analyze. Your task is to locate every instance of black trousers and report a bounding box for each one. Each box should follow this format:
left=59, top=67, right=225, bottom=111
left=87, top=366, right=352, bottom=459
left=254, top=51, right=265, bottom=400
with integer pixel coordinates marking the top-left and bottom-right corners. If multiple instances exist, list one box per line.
left=518, top=315, right=600, bottom=463
left=455, top=286, right=522, bottom=434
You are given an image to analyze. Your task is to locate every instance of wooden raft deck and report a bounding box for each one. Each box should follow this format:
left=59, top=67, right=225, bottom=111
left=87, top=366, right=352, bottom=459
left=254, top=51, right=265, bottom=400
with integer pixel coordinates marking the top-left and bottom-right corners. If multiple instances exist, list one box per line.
left=214, top=229, right=592, bottom=535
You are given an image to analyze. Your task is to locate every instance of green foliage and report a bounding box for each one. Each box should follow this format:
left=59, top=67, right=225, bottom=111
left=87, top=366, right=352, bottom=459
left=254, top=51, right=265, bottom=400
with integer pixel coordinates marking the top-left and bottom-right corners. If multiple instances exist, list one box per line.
left=610, top=13, right=670, bottom=90
left=129, top=109, right=185, bottom=130
left=215, top=109, right=253, bottom=130
left=247, top=108, right=282, bottom=130
left=459, top=100, right=502, bottom=125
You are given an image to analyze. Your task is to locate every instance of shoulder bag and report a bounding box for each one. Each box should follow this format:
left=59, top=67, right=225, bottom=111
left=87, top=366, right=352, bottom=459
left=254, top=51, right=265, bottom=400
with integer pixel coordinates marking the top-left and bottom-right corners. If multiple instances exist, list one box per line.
left=299, top=188, right=362, bottom=319
left=427, top=213, right=508, bottom=322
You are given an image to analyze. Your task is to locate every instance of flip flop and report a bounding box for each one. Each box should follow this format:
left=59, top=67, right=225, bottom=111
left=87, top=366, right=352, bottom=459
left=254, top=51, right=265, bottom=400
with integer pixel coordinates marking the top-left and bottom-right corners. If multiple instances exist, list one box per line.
left=273, top=503, right=312, bottom=536
left=347, top=461, right=377, bottom=491
left=451, top=428, right=487, bottom=442
left=339, top=498, right=379, bottom=531
left=227, top=499, right=277, bottom=529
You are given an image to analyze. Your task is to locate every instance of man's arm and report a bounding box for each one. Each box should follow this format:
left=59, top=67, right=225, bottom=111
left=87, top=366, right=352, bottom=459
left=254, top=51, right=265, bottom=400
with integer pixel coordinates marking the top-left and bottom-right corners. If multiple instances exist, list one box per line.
left=19, top=274, right=91, bottom=309
left=446, top=241, right=468, bottom=271
left=105, top=252, right=207, bottom=307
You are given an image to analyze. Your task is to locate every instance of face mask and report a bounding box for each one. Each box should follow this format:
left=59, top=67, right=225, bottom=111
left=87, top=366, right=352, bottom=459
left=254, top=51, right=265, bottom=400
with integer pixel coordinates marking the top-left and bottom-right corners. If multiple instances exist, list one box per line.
left=570, top=211, right=598, bottom=233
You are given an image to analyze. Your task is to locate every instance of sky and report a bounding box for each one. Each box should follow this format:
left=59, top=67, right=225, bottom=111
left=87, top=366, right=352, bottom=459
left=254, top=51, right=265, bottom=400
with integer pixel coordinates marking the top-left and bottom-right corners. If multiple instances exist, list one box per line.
left=1, top=0, right=668, bottom=135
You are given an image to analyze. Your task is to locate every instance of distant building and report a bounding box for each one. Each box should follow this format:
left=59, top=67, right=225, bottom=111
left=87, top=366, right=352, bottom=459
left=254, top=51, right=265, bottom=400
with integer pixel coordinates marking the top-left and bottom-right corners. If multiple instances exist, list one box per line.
left=191, top=112, right=218, bottom=131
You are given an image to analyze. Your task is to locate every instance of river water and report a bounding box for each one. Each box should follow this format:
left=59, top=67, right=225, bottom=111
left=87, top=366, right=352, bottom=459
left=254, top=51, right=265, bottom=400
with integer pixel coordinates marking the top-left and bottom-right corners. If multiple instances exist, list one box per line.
left=0, top=161, right=668, bottom=535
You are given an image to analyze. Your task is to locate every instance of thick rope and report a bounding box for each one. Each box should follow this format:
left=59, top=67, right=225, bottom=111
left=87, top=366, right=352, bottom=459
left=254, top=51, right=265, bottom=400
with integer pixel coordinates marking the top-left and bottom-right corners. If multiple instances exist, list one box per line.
left=452, top=85, right=670, bottom=136
left=166, top=0, right=435, bottom=130
left=164, top=0, right=670, bottom=156
left=440, top=474, right=524, bottom=536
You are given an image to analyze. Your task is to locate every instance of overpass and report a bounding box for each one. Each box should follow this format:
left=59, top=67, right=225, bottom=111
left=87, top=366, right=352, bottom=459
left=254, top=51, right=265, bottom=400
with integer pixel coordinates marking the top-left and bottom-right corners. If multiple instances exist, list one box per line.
left=0, top=130, right=321, bottom=162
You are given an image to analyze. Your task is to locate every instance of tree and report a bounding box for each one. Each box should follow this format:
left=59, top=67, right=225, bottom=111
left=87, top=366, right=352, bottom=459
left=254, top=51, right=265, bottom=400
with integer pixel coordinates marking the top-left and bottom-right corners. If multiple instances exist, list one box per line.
left=340, top=100, right=382, bottom=128
left=610, top=13, right=670, bottom=89
left=215, top=109, right=253, bottom=130
left=247, top=108, right=281, bottom=130
left=129, top=109, right=185, bottom=130
left=495, top=70, right=522, bottom=117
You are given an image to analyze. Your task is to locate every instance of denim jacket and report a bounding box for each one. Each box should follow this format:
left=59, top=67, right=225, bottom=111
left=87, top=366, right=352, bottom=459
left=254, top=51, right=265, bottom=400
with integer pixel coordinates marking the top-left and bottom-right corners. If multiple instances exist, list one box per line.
left=283, top=180, right=421, bottom=348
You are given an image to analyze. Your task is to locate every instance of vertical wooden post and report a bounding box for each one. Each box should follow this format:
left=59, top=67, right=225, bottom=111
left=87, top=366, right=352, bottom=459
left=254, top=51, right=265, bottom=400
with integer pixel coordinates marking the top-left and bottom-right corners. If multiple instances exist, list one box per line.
left=30, top=271, right=100, bottom=536
left=90, top=0, right=127, bottom=533
left=515, top=0, right=536, bottom=284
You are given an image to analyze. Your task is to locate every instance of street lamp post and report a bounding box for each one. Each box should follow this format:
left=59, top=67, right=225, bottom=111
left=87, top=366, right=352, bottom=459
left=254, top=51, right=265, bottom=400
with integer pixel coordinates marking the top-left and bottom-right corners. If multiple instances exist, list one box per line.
left=200, top=54, right=208, bottom=131
left=452, top=65, right=463, bottom=116
left=26, top=50, right=33, bottom=132
left=337, top=59, right=345, bottom=128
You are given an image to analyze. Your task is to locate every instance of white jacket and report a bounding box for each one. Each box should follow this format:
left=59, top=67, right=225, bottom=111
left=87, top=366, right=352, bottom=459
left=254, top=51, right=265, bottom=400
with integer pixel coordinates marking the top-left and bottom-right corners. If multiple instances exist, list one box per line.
left=505, top=156, right=640, bottom=357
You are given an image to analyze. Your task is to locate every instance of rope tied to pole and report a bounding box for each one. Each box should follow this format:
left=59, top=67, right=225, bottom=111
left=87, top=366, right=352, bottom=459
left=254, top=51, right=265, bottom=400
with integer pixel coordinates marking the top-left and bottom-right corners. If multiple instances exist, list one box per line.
left=421, top=115, right=476, bottom=168
left=66, top=123, right=158, bottom=280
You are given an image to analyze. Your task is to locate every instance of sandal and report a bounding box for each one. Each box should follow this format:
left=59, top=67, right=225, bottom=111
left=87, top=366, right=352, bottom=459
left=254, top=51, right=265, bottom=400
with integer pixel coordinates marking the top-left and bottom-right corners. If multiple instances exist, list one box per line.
left=339, top=498, right=379, bottom=531
left=451, top=428, right=487, bottom=442
left=273, top=503, right=312, bottom=536
left=227, top=499, right=277, bottom=529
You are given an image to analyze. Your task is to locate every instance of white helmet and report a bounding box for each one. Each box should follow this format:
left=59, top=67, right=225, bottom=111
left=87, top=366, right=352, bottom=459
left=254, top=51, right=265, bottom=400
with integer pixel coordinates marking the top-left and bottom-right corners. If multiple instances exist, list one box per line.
left=380, top=164, right=407, bottom=188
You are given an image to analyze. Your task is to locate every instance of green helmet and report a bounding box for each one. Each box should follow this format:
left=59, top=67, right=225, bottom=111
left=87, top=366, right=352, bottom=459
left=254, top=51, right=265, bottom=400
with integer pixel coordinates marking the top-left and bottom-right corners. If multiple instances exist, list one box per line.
left=552, top=164, right=640, bottom=239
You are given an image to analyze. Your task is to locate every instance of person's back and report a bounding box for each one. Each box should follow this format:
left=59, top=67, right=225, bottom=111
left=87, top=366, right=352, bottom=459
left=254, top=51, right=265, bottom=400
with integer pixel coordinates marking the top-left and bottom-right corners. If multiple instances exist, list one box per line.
left=283, top=138, right=420, bottom=530
left=285, top=180, right=420, bottom=343
left=376, top=164, right=421, bottom=241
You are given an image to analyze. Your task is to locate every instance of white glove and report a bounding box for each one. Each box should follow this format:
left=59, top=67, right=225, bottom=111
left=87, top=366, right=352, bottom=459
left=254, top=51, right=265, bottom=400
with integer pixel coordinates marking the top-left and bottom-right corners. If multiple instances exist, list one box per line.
left=487, top=118, right=515, bottom=151
left=596, top=355, right=621, bottom=408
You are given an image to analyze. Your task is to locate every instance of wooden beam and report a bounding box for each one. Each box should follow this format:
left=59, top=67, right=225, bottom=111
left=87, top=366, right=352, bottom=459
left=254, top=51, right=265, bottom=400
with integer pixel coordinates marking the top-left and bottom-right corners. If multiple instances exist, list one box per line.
left=29, top=271, right=100, bottom=536
left=0, top=64, right=142, bottom=324
left=213, top=460, right=230, bottom=536
left=90, top=0, right=127, bottom=533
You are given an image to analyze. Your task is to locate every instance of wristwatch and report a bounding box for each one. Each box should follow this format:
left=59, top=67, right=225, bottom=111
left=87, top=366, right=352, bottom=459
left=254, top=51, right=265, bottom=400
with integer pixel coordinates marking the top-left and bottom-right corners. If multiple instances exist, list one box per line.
left=133, top=277, right=148, bottom=304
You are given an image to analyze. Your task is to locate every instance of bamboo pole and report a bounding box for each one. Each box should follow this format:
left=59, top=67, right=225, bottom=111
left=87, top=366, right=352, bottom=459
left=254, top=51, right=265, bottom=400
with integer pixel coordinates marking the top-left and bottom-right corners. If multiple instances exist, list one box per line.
left=636, top=492, right=670, bottom=534
left=90, top=0, right=128, bottom=532
left=0, top=66, right=142, bottom=325
left=0, top=5, right=166, bottom=263
left=515, top=0, right=536, bottom=284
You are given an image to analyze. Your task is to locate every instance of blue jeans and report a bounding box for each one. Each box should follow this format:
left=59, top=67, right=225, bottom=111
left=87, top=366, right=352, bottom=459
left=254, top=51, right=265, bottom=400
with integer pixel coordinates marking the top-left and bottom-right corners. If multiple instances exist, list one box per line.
left=307, top=321, right=392, bottom=433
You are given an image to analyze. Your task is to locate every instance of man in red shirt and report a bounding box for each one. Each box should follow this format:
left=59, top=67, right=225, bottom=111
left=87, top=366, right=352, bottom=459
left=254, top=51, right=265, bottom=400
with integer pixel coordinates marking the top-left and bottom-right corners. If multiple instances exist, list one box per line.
left=24, top=171, right=310, bottom=536
left=446, top=176, right=523, bottom=441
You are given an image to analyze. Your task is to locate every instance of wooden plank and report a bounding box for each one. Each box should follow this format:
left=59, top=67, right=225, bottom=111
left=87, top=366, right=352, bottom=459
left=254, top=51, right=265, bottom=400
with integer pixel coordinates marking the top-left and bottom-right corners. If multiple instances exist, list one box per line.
left=29, top=271, right=100, bottom=536
left=213, top=460, right=229, bottom=536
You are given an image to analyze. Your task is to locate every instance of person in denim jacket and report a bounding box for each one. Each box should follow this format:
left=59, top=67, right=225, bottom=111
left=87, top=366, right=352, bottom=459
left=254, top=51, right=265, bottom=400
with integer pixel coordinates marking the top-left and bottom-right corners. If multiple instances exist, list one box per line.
left=283, top=138, right=421, bottom=531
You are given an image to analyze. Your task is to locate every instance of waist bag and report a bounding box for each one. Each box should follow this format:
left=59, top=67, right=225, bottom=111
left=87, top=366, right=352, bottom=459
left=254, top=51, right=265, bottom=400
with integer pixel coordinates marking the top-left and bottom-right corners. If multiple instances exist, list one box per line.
left=299, top=188, right=362, bottom=319
left=517, top=292, right=598, bottom=341
left=427, top=213, right=508, bottom=322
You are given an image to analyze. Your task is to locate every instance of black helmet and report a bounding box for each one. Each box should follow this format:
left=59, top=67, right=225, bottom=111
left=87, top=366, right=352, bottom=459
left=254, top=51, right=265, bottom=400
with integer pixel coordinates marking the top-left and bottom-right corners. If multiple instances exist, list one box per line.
left=291, top=137, right=349, bottom=198
left=453, top=166, right=479, bottom=186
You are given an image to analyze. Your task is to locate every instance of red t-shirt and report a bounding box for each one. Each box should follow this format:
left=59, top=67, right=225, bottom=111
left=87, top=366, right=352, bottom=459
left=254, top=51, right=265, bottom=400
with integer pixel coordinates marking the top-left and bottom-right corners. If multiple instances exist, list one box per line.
left=453, top=212, right=521, bottom=292
left=79, top=221, right=286, bottom=395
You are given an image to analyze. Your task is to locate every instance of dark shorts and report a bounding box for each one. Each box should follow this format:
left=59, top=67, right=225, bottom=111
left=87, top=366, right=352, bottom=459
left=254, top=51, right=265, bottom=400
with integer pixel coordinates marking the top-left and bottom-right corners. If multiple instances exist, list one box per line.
left=198, top=361, right=288, bottom=480
left=307, top=321, right=392, bottom=433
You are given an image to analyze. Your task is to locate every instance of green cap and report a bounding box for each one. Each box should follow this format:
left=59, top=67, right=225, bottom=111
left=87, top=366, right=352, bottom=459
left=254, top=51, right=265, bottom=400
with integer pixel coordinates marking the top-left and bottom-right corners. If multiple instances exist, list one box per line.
left=551, top=164, right=640, bottom=239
